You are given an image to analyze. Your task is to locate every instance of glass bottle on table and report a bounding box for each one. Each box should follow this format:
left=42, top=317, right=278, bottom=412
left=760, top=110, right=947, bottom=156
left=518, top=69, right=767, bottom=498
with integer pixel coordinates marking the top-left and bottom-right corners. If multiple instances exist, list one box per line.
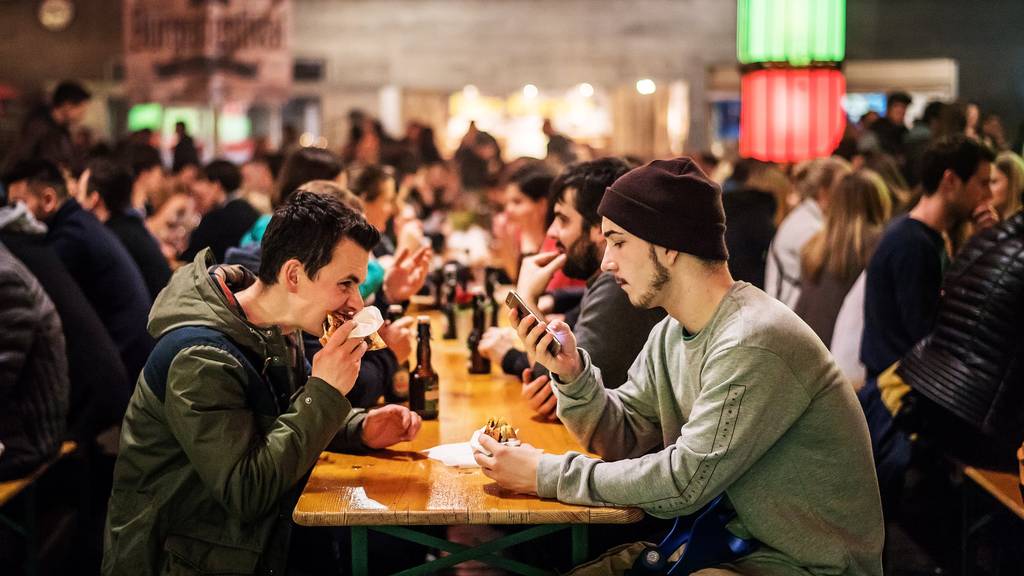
left=467, top=291, right=491, bottom=374
left=386, top=304, right=410, bottom=400
left=409, top=315, right=439, bottom=420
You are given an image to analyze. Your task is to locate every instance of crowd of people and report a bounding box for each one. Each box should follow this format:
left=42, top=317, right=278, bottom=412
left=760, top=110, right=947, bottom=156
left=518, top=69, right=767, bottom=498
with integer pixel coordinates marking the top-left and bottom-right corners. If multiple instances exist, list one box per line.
left=1, top=80, right=1022, bottom=575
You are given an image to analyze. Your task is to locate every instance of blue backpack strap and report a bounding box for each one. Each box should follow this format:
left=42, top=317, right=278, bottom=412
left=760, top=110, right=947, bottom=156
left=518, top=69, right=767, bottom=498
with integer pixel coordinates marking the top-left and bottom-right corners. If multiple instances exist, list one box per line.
left=629, top=495, right=759, bottom=575
left=143, top=326, right=267, bottom=404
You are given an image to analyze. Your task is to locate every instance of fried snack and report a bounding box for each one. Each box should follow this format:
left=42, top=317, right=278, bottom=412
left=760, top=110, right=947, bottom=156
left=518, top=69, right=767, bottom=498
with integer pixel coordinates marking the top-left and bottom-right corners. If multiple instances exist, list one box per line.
left=320, top=312, right=387, bottom=350
left=319, top=313, right=344, bottom=346
left=483, top=417, right=518, bottom=443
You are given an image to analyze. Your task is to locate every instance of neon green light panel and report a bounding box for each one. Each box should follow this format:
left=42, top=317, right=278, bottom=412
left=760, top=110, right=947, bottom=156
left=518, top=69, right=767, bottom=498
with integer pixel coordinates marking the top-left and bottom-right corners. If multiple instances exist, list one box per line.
left=738, top=0, right=846, bottom=65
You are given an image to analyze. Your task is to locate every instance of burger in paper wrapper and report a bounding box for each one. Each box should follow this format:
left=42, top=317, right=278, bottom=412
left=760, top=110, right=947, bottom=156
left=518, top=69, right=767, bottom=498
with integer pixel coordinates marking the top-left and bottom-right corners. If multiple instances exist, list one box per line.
left=470, top=417, right=520, bottom=456
left=320, top=307, right=387, bottom=351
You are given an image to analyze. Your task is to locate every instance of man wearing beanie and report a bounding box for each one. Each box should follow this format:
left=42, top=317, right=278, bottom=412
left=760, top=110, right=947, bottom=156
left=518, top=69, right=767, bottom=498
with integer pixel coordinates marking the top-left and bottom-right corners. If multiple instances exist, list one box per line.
left=475, top=158, right=884, bottom=576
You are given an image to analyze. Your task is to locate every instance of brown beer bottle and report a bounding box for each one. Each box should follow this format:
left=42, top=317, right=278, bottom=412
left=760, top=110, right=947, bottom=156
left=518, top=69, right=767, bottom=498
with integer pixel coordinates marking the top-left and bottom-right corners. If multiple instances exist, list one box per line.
left=409, top=316, right=439, bottom=419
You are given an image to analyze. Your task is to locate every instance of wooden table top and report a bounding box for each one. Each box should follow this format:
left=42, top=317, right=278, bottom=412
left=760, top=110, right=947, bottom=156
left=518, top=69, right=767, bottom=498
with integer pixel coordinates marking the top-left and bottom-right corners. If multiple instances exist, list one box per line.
left=964, top=465, right=1024, bottom=521
left=294, top=312, right=643, bottom=527
left=0, top=441, right=77, bottom=507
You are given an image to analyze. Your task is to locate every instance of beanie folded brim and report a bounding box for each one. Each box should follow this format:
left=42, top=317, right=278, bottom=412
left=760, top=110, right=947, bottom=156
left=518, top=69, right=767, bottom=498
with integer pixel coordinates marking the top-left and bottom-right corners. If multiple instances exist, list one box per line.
left=598, top=186, right=729, bottom=261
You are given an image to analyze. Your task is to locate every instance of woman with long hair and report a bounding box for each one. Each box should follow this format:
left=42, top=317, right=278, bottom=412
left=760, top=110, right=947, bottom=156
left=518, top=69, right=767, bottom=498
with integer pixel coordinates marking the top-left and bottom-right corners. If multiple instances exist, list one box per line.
left=764, top=156, right=850, bottom=306
left=794, top=170, right=892, bottom=347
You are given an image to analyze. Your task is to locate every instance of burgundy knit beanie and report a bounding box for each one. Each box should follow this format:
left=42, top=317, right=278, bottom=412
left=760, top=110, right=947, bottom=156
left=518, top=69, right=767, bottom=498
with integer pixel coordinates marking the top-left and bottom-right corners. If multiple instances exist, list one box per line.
left=598, top=157, right=728, bottom=261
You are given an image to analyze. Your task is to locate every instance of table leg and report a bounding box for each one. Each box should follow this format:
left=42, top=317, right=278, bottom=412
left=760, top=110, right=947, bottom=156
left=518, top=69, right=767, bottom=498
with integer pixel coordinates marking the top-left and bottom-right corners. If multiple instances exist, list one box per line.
left=351, top=526, right=368, bottom=576
left=571, top=524, right=588, bottom=566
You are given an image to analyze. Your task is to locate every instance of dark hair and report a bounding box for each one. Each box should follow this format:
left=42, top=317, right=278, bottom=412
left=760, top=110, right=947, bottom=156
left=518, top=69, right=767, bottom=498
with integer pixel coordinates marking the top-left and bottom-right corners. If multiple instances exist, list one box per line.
left=921, top=101, right=945, bottom=124
left=275, top=147, right=343, bottom=207
left=199, top=159, right=241, bottom=193
left=508, top=162, right=556, bottom=202
left=728, top=158, right=773, bottom=185
left=124, top=144, right=163, bottom=180
left=935, top=101, right=968, bottom=139
left=920, top=135, right=996, bottom=195
left=52, top=81, right=91, bottom=107
left=418, top=126, right=442, bottom=164
left=2, top=158, right=67, bottom=199
left=551, top=157, right=632, bottom=229
left=351, top=164, right=394, bottom=203
left=258, top=191, right=380, bottom=285
left=86, top=157, right=133, bottom=214
left=887, top=91, right=912, bottom=108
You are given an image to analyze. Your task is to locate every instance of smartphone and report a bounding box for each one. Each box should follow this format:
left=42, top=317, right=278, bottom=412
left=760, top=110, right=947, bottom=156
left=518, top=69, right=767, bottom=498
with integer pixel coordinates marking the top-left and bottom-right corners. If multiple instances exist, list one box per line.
left=504, top=290, right=563, bottom=356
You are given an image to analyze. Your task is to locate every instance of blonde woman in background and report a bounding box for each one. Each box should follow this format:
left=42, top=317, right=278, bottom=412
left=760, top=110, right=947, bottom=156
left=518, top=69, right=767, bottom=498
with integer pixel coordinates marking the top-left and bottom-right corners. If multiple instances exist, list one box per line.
left=991, top=151, right=1024, bottom=219
left=794, top=170, right=892, bottom=348
left=764, top=156, right=851, bottom=307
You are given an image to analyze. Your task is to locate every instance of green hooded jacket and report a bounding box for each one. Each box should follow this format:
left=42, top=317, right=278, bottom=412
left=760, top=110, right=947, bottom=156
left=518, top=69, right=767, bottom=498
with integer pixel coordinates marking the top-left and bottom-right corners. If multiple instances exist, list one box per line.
left=102, top=249, right=366, bottom=575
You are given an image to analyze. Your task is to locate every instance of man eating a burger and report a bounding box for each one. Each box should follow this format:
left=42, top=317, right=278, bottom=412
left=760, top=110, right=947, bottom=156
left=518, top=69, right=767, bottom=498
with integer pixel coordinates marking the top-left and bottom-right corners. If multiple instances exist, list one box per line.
left=103, top=191, right=422, bottom=575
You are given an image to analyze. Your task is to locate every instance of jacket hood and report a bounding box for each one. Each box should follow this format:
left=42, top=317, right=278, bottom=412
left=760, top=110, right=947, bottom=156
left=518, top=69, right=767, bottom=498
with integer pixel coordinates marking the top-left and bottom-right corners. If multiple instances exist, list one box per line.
left=0, top=203, right=47, bottom=235
left=148, top=248, right=285, bottom=353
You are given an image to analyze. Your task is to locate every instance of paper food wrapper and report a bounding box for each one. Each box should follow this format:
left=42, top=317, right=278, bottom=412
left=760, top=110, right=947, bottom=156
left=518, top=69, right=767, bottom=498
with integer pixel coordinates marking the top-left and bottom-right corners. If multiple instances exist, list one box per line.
left=348, top=306, right=384, bottom=339
left=423, top=442, right=479, bottom=468
left=423, top=428, right=525, bottom=467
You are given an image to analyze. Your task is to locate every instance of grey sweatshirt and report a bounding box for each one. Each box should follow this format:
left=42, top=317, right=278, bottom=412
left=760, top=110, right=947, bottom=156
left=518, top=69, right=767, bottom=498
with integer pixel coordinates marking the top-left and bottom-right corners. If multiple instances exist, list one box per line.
left=536, top=282, right=883, bottom=576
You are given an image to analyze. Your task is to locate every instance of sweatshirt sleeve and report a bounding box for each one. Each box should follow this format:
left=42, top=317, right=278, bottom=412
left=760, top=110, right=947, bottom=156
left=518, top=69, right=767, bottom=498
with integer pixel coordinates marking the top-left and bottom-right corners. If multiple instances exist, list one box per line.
left=538, top=346, right=811, bottom=518
left=164, top=345, right=353, bottom=522
left=550, top=346, right=664, bottom=463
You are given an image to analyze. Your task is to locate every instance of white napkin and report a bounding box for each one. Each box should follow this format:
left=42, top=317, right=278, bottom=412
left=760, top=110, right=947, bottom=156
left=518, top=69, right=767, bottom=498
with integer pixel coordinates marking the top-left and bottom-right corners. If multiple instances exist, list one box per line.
left=348, top=306, right=384, bottom=339
left=423, top=442, right=479, bottom=468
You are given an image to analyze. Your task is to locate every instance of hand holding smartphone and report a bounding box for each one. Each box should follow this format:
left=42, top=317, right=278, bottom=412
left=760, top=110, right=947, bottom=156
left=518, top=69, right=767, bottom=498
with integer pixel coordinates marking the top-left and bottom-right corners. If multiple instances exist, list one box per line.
left=504, top=290, right=563, bottom=356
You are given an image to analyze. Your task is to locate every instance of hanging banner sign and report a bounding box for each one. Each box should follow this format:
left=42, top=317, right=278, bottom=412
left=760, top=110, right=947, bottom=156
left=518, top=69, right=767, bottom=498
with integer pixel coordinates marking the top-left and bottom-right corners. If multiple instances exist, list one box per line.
left=123, top=0, right=292, bottom=105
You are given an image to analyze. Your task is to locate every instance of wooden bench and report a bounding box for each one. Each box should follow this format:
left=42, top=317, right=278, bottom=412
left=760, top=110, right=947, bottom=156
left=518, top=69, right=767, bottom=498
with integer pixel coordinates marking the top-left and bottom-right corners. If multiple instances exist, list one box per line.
left=963, top=466, right=1024, bottom=521
left=0, top=441, right=78, bottom=576
left=961, top=465, right=1024, bottom=576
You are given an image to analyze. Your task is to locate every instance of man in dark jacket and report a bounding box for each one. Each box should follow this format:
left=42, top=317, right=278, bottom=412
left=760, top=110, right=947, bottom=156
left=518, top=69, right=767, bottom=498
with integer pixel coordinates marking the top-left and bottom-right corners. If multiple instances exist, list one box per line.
left=0, top=202, right=130, bottom=442
left=858, top=135, right=996, bottom=508
left=0, top=241, right=69, bottom=481
left=867, top=91, right=912, bottom=158
left=4, top=159, right=154, bottom=381
left=77, top=156, right=172, bottom=299
left=897, top=207, right=1024, bottom=469
left=103, top=191, right=422, bottom=575
left=861, top=135, right=996, bottom=380
left=181, top=159, right=261, bottom=263
left=1, top=80, right=91, bottom=175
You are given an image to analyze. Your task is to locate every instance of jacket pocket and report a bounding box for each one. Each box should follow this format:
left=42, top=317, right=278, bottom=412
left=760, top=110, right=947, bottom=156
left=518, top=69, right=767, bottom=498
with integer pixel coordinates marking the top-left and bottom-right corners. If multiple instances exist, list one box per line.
left=163, top=533, right=261, bottom=575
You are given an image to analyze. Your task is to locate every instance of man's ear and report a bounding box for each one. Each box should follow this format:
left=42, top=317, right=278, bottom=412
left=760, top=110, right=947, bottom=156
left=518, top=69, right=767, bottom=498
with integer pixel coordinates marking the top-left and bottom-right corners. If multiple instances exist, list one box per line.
left=279, top=259, right=305, bottom=292
left=81, top=190, right=97, bottom=211
left=40, top=187, right=60, bottom=216
left=663, top=248, right=680, bottom=266
left=941, top=168, right=962, bottom=191
left=588, top=223, right=605, bottom=247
